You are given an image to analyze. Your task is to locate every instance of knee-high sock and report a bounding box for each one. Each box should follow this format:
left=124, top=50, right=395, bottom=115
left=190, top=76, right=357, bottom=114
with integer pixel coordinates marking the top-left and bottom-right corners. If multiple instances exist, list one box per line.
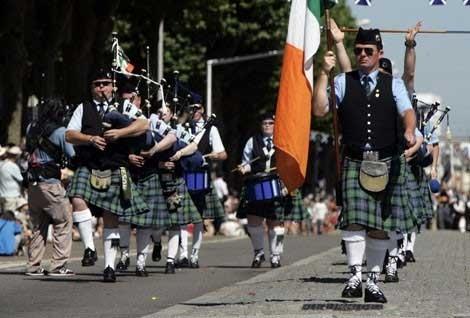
left=179, top=225, right=189, bottom=259
left=406, top=231, right=416, bottom=252
left=268, top=226, right=285, bottom=257
left=151, top=228, right=164, bottom=244
left=167, top=230, right=179, bottom=263
left=73, top=209, right=95, bottom=251
left=191, top=222, right=204, bottom=260
left=247, top=224, right=264, bottom=254
left=103, top=228, right=120, bottom=270
left=136, top=227, right=152, bottom=268
left=366, top=237, right=389, bottom=278
left=342, top=230, right=366, bottom=280
left=402, top=232, right=408, bottom=253
left=118, top=223, right=131, bottom=258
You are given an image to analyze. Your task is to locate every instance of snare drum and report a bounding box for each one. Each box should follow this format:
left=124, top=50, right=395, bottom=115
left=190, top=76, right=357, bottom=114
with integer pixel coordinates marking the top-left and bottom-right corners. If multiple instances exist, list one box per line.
left=184, top=170, right=210, bottom=193
left=245, top=173, right=282, bottom=203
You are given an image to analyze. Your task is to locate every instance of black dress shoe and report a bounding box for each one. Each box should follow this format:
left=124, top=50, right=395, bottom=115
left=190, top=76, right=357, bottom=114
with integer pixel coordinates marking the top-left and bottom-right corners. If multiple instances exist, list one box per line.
left=136, top=266, right=149, bottom=277
left=176, top=257, right=190, bottom=268
left=341, top=277, right=363, bottom=298
left=251, top=254, right=265, bottom=268
left=152, top=242, right=162, bottom=262
left=384, top=271, right=399, bottom=283
left=165, top=262, right=175, bottom=274
left=364, top=284, right=387, bottom=303
left=82, top=248, right=97, bottom=267
left=405, top=250, right=416, bottom=263
left=116, top=257, right=130, bottom=272
left=103, top=266, right=116, bottom=283
left=190, top=260, right=199, bottom=269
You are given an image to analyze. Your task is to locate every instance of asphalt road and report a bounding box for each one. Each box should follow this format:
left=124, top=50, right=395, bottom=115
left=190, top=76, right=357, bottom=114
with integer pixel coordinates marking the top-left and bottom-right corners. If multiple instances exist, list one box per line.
left=0, top=233, right=340, bottom=318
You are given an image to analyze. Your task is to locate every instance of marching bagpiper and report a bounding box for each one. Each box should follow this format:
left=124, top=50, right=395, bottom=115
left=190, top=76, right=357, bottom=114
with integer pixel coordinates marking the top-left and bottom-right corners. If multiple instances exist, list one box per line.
left=66, top=68, right=150, bottom=282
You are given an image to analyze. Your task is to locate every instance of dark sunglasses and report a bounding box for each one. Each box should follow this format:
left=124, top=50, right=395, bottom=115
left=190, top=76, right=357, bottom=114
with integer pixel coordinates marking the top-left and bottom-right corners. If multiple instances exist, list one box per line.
left=93, top=81, right=112, bottom=87
left=262, top=121, right=275, bottom=126
left=353, top=47, right=375, bottom=56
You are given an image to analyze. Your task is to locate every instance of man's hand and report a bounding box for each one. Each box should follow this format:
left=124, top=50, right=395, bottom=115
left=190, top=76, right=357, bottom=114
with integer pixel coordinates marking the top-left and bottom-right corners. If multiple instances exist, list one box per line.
left=90, top=136, right=107, bottom=151
left=329, top=18, right=344, bottom=44
left=404, top=130, right=416, bottom=148
left=129, top=154, right=145, bottom=167
left=322, top=51, right=336, bottom=73
left=140, top=142, right=159, bottom=158
left=169, top=151, right=182, bottom=162
left=158, top=161, right=175, bottom=170
left=406, top=21, right=422, bottom=42
left=103, top=129, right=122, bottom=141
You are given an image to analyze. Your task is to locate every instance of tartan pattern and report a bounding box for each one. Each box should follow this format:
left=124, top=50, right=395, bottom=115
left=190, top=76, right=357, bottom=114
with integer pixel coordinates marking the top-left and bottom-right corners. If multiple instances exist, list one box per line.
left=405, top=165, right=427, bottom=226
left=412, top=166, right=434, bottom=221
left=68, top=166, right=149, bottom=217
left=203, top=186, right=225, bottom=219
left=339, top=155, right=418, bottom=232
left=237, top=186, right=285, bottom=221
left=284, top=190, right=309, bottom=221
left=122, top=173, right=202, bottom=228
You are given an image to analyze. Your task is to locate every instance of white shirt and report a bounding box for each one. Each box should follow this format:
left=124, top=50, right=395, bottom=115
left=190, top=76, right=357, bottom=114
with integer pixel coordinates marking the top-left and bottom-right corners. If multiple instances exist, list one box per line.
left=313, top=202, right=328, bottom=221
left=0, top=160, right=23, bottom=198
left=192, top=119, right=225, bottom=153
left=67, top=99, right=144, bottom=132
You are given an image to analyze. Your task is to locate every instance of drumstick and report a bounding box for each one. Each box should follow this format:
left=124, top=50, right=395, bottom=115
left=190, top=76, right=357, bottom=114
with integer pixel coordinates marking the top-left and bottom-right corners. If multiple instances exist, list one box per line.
left=265, top=166, right=277, bottom=173
left=231, top=156, right=261, bottom=172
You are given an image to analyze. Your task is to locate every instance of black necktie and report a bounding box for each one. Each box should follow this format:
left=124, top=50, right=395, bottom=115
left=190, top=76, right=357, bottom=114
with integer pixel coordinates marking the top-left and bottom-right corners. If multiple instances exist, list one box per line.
left=362, top=76, right=371, bottom=96
left=266, top=137, right=273, bottom=151
left=98, top=103, right=105, bottom=119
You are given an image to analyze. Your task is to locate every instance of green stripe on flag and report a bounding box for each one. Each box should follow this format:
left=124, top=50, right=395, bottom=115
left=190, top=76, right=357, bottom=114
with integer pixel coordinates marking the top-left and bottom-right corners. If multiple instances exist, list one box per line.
left=308, top=0, right=337, bottom=20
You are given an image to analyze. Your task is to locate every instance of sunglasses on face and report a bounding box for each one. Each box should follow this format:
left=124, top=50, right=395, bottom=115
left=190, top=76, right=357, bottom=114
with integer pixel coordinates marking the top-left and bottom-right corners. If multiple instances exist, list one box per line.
left=262, top=121, right=275, bottom=126
left=93, top=81, right=112, bottom=87
left=353, top=47, right=375, bottom=56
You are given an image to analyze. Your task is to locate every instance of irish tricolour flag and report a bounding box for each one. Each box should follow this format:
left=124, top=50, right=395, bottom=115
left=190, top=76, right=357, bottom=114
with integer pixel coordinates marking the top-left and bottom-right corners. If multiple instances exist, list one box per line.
left=274, top=0, right=332, bottom=192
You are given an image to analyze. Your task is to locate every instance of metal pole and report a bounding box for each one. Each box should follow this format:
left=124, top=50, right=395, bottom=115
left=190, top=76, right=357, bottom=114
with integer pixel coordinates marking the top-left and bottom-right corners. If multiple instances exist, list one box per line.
left=157, top=19, right=164, bottom=81
left=205, top=50, right=282, bottom=116
left=206, top=60, right=213, bottom=115
left=341, top=27, right=470, bottom=34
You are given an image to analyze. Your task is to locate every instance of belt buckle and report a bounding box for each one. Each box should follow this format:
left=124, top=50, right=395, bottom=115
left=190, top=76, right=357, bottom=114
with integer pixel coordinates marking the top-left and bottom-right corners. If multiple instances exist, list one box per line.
left=363, top=150, right=379, bottom=161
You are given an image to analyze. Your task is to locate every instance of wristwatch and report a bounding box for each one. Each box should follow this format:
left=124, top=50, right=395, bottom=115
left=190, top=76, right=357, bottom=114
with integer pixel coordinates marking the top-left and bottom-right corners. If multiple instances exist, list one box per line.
left=405, top=40, right=416, bottom=48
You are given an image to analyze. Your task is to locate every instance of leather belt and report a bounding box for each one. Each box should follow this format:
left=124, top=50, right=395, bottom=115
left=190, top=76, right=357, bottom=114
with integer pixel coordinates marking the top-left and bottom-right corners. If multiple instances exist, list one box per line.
left=344, top=144, right=399, bottom=161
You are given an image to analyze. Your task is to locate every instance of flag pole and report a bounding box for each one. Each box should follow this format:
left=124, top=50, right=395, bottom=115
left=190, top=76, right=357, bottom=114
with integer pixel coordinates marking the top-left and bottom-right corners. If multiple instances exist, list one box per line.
left=323, top=1, right=342, bottom=205
left=341, top=27, right=470, bottom=34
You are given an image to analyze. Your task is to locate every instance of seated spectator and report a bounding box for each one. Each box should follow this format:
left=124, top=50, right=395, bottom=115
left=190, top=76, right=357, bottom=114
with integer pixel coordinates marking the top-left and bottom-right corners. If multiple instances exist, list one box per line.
left=0, top=210, right=23, bottom=256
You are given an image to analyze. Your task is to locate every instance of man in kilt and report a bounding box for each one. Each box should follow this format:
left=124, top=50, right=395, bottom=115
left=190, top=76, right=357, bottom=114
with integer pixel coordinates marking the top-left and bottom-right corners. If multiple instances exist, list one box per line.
left=313, top=28, right=417, bottom=303
left=65, top=69, right=150, bottom=282
left=177, top=104, right=227, bottom=269
left=237, top=113, right=287, bottom=268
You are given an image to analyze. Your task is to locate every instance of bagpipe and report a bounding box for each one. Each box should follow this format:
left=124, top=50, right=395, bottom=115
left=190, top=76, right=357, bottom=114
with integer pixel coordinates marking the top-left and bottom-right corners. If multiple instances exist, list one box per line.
left=409, top=94, right=451, bottom=167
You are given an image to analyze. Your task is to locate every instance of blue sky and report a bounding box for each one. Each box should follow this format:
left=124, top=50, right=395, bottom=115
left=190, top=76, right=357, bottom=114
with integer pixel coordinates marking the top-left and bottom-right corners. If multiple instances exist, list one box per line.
left=345, top=0, right=470, bottom=138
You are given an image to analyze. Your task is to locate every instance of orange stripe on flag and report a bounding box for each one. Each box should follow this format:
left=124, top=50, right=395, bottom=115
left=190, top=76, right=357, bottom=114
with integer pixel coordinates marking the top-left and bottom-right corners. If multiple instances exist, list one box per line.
left=274, top=44, right=312, bottom=192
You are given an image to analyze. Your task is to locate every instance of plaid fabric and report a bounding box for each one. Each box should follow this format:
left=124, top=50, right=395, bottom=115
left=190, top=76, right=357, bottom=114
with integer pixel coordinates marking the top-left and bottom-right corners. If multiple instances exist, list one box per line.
left=283, top=190, right=309, bottom=222
left=189, top=186, right=225, bottom=220
left=237, top=186, right=285, bottom=221
left=411, top=166, right=434, bottom=221
left=68, top=166, right=149, bottom=217
left=339, top=155, right=418, bottom=232
left=405, top=165, right=427, bottom=226
left=120, top=172, right=167, bottom=227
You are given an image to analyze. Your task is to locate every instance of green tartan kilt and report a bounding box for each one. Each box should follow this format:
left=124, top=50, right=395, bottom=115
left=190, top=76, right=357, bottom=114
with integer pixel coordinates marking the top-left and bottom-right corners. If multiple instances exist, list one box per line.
left=411, top=166, right=434, bottom=221
left=122, top=172, right=202, bottom=228
left=237, top=186, right=285, bottom=221
left=339, top=155, right=418, bottom=233
left=68, top=166, right=149, bottom=217
left=188, top=186, right=225, bottom=220
left=283, top=190, right=309, bottom=222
